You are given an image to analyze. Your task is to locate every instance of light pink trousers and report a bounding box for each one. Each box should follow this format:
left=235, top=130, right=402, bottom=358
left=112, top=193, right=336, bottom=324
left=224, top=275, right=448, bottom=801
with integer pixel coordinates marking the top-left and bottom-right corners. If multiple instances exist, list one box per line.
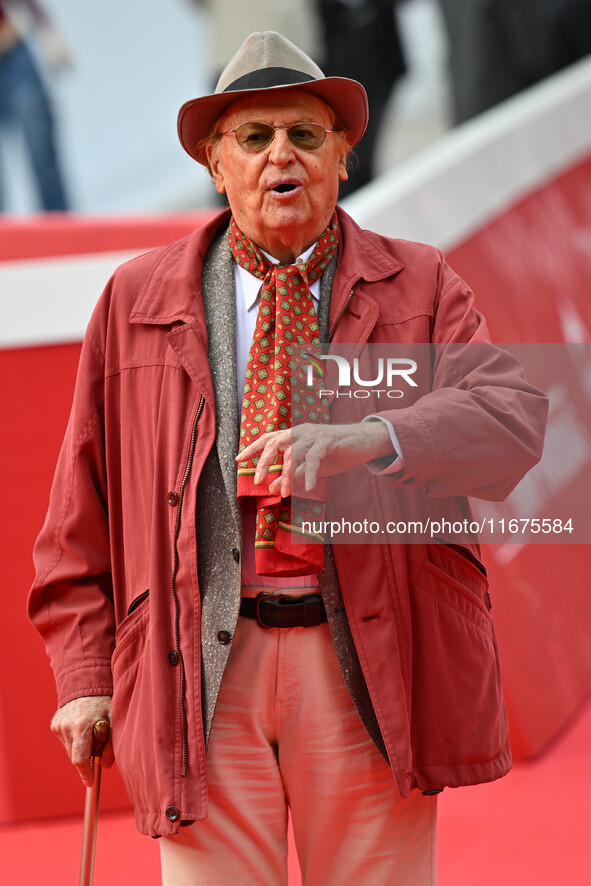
left=160, top=597, right=437, bottom=886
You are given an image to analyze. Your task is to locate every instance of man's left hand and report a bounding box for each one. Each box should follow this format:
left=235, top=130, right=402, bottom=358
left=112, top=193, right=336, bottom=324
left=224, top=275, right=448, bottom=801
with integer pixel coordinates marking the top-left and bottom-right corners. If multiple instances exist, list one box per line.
left=237, top=421, right=393, bottom=498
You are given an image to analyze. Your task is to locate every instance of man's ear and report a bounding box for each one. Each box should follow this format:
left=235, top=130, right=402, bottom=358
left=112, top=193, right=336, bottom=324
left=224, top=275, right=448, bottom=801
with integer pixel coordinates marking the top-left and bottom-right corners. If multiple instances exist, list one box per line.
left=206, top=143, right=226, bottom=194
left=338, top=151, right=349, bottom=183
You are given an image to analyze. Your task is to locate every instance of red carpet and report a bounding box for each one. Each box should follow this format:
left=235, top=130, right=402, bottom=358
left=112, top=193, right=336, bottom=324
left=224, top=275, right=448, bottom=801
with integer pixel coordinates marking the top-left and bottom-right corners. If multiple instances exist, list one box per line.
left=2, top=699, right=590, bottom=885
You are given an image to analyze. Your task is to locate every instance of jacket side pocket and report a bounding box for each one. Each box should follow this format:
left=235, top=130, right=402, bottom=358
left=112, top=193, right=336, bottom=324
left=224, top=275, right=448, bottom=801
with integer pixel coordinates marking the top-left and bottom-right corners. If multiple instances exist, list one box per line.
left=410, top=553, right=507, bottom=771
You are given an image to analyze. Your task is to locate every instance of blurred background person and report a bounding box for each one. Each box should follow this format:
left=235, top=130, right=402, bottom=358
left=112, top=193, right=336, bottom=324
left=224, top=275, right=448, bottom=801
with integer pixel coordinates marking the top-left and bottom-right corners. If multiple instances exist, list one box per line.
left=318, top=0, right=406, bottom=195
left=0, top=0, right=71, bottom=212
left=188, top=0, right=323, bottom=80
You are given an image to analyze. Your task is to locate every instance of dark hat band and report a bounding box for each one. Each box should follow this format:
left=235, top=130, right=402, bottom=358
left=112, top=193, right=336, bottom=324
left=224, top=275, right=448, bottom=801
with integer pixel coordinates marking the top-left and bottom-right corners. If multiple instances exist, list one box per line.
left=223, top=67, right=316, bottom=93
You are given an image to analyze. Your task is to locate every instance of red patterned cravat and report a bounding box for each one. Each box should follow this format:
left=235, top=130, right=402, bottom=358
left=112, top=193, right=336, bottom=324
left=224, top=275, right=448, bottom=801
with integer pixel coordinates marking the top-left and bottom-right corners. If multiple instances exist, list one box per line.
left=229, top=212, right=339, bottom=576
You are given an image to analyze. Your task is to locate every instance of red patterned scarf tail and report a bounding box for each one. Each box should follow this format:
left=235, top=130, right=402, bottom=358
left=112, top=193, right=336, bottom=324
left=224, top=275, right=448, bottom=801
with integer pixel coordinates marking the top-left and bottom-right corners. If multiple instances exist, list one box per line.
left=230, top=213, right=339, bottom=576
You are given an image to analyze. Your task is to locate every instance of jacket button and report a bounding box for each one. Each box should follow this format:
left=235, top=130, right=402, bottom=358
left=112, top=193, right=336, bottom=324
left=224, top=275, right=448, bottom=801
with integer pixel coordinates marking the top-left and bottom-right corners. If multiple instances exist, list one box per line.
left=232, top=548, right=240, bottom=563
left=167, top=491, right=179, bottom=506
left=168, top=650, right=179, bottom=666
left=165, top=805, right=180, bottom=822
left=217, top=630, right=231, bottom=645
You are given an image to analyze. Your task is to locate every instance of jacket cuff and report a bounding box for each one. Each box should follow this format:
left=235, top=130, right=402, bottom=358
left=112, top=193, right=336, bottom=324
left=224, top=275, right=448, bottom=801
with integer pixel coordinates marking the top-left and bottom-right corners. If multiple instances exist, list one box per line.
left=55, top=659, right=114, bottom=708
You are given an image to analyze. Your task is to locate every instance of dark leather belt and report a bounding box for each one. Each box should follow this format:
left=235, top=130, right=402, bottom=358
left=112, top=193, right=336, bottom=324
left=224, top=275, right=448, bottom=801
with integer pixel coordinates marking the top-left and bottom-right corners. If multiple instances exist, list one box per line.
left=240, top=592, right=327, bottom=629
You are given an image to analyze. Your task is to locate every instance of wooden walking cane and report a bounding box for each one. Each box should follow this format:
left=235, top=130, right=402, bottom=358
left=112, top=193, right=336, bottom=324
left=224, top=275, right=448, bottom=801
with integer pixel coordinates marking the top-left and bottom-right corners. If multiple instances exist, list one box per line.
left=79, top=719, right=110, bottom=886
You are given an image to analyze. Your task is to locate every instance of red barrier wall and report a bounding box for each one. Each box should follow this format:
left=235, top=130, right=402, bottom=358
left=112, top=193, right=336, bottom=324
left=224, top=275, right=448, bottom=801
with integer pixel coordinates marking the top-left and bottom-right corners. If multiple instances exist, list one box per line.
left=1, top=343, right=94, bottom=822
left=0, top=213, right=216, bottom=261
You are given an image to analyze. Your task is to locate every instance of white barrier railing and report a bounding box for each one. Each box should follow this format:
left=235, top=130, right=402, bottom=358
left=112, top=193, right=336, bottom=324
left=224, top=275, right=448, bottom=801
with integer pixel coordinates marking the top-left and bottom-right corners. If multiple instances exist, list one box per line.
left=342, top=56, right=591, bottom=250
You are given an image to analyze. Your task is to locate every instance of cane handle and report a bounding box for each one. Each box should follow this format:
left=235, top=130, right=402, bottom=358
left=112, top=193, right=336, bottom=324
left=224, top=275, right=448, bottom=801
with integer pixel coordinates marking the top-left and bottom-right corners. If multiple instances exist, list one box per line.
left=91, top=719, right=110, bottom=759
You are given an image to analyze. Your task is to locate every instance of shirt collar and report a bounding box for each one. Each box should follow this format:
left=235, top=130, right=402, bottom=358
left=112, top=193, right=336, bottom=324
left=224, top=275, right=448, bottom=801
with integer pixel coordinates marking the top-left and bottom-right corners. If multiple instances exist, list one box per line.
left=237, top=242, right=318, bottom=314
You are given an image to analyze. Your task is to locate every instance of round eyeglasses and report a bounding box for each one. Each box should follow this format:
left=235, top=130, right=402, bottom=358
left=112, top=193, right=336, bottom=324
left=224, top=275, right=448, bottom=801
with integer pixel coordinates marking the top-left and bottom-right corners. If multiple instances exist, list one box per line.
left=219, top=121, right=334, bottom=152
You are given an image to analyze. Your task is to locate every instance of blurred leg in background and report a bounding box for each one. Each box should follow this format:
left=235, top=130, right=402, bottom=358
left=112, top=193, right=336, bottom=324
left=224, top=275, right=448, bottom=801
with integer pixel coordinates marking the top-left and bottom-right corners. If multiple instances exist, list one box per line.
left=437, top=0, right=539, bottom=123
left=536, top=0, right=591, bottom=77
left=318, top=0, right=406, bottom=196
left=0, top=1, right=70, bottom=211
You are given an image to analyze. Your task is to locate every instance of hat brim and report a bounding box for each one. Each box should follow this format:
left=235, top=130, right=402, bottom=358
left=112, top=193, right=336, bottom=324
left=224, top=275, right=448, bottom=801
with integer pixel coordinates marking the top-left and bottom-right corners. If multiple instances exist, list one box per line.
left=177, top=76, right=369, bottom=166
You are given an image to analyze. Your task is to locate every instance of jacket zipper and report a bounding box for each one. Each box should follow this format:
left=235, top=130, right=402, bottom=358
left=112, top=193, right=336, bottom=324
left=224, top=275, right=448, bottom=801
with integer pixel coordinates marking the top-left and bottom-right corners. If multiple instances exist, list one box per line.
left=328, top=288, right=355, bottom=342
left=171, top=395, right=205, bottom=778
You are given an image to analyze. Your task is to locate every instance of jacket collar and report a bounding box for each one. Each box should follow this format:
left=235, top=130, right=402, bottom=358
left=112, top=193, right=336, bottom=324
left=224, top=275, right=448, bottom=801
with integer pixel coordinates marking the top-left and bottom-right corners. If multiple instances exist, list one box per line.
left=129, top=209, right=233, bottom=327
left=335, top=206, right=404, bottom=283
left=128, top=206, right=403, bottom=329
left=326, top=207, right=404, bottom=346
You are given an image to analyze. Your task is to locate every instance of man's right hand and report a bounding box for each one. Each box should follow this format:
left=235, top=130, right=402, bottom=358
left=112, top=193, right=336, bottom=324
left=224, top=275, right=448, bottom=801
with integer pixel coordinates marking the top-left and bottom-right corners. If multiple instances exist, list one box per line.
left=51, top=695, right=114, bottom=787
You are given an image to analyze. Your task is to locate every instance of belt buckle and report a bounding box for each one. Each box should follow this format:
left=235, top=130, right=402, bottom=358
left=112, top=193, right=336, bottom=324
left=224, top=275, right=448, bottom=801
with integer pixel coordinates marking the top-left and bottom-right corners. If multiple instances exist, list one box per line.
left=254, top=591, right=287, bottom=628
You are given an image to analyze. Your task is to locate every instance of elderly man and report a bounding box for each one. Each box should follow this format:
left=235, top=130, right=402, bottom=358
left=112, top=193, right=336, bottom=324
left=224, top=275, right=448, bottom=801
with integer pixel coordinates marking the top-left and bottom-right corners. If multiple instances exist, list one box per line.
left=29, top=31, right=547, bottom=886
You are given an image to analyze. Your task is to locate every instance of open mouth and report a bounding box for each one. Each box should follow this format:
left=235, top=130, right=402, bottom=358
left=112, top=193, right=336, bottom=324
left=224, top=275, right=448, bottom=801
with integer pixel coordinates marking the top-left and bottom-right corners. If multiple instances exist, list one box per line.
left=272, top=182, right=298, bottom=194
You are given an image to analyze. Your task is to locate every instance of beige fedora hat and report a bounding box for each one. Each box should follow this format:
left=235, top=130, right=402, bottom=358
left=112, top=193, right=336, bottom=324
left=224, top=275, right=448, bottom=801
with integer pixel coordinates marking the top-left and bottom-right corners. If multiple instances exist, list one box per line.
left=178, top=31, right=369, bottom=166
